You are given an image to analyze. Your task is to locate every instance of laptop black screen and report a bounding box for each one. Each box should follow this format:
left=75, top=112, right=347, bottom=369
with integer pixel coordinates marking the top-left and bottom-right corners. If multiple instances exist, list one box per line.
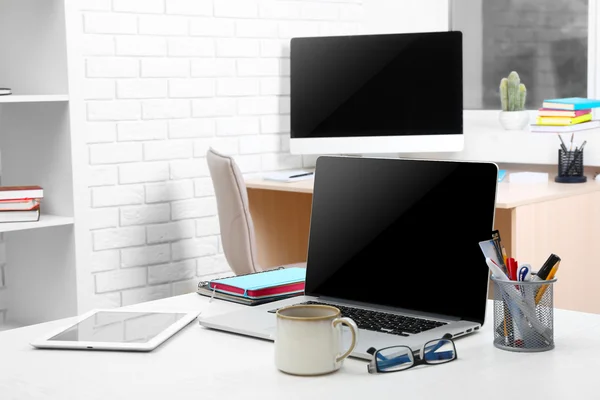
left=304, top=156, right=498, bottom=325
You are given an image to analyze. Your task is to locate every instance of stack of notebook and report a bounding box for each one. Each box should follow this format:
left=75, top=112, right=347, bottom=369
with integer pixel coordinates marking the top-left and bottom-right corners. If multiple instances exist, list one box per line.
left=197, top=267, right=306, bottom=306
left=0, top=186, right=44, bottom=223
left=531, top=97, right=600, bottom=132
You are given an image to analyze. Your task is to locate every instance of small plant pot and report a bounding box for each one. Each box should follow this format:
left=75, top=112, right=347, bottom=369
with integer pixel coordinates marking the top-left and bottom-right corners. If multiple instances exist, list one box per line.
left=499, top=111, right=530, bottom=130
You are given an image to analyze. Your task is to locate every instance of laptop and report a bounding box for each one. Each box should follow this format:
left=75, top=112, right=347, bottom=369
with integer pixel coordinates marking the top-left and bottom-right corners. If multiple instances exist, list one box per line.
left=198, top=156, right=499, bottom=360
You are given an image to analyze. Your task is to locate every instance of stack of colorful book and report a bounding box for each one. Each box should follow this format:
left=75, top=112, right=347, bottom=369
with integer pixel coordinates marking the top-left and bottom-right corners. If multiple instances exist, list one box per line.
left=0, top=186, right=43, bottom=223
left=197, top=266, right=306, bottom=306
left=531, top=97, right=600, bottom=132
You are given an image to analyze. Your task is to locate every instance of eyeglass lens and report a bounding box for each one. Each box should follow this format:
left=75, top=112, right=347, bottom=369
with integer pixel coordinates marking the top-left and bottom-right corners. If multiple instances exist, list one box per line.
left=375, top=339, right=456, bottom=372
left=421, top=339, right=456, bottom=364
left=375, top=346, right=414, bottom=372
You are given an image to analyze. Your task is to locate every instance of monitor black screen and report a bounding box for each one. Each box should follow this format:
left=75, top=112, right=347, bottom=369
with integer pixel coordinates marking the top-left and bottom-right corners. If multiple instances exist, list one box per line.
left=305, top=156, right=497, bottom=325
left=291, top=31, right=463, bottom=139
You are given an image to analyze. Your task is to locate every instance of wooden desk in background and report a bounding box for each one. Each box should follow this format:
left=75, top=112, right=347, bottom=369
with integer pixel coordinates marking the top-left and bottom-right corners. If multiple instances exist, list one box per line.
left=246, top=176, right=600, bottom=314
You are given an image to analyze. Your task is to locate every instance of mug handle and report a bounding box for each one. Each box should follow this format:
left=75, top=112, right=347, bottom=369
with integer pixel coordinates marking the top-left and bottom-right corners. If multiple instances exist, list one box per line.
left=332, top=317, right=359, bottom=363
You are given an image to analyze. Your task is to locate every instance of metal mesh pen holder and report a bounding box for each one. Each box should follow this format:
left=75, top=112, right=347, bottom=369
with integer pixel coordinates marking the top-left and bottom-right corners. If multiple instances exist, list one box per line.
left=491, top=275, right=557, bottom=352
left=556, top=149, right=586, bottom=183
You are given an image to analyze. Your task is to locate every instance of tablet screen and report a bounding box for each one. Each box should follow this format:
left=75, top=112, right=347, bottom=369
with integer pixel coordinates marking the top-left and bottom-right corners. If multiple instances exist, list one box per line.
left=49, top=311, right=188, bottom=343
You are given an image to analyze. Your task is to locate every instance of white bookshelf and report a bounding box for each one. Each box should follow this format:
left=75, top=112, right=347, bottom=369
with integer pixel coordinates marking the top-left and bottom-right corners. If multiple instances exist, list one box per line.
left=0, top=215, right=74, bottom=234
left=0, top=0, right=90, bottom=328
left=0, top=95, right=69, bottom=103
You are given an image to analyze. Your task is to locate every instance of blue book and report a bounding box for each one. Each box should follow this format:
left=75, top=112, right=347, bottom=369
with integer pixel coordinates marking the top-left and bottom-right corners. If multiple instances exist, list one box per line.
left=208, top=267, right=306, bottom=299
left=542, top=97, right=600, bottom=111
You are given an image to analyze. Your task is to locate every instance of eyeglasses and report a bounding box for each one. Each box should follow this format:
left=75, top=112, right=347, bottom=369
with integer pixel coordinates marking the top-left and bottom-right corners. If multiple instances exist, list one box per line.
left=367, top=334, right=457, bottom=373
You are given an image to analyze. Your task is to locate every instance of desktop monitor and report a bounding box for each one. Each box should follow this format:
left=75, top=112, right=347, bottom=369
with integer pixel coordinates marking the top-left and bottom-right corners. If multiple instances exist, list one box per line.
left=290, top=31, right=463, bottom=155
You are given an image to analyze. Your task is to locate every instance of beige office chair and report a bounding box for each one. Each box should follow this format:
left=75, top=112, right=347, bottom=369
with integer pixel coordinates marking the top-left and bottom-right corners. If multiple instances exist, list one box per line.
left=206, top=147, right=306, bottom=275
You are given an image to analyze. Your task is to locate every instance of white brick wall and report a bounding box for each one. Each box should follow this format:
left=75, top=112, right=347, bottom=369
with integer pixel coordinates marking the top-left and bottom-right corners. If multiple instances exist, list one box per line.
left=81, top=0, right=363, bottom=308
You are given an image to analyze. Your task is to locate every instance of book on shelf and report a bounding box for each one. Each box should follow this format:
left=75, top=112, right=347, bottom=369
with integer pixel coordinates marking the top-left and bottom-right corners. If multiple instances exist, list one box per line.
left=529, top=120, right=600, bottom=133
left=0, top=198, right=41, bottom=211
left=0, top=205, right=40, bottom=223
left=0, top=186, right=43, bottom=201
left=538, top=108, right=591, bottom=117
left=542, top=97, right=600, bottom=111
left=535, top=113, right=592, bottom=126
left=0, top=88, right=11, bottom=96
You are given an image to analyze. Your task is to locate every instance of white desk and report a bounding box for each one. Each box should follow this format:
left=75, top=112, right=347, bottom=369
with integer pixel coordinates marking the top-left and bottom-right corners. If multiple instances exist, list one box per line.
left=1, top=294, right=600, bottom=400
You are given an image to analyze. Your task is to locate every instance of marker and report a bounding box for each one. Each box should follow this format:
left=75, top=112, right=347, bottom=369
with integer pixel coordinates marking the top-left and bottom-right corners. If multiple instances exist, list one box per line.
left=506, top=258, right=518, bottom=281
left=517, top=264, right=531, bottom=282
left=535, top=261, right=560, bottom=304
left=516, top=263, right=531, bottom=294
left=535, top=254, right=561, bottom=281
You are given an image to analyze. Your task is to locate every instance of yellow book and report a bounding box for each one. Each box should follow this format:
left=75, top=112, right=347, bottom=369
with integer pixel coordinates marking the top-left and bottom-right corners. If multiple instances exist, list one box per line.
left=536, top=113, right=592, bottom=126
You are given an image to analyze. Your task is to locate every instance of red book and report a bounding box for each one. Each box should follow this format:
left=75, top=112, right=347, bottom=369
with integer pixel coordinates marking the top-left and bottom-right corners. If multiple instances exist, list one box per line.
left=538, top=108, right=591, bottom=117
left=0, top=198, right=41, bottom=211
left=208, top=267, right=306, bottom=299
left=209, top=281, right=305, bottom=299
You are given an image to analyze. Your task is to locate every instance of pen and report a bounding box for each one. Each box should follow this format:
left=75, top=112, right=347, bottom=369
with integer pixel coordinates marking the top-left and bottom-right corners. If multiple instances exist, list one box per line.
left=289, top=172, right=314, bottom=178
left=557, top=134, right=568, bottom=153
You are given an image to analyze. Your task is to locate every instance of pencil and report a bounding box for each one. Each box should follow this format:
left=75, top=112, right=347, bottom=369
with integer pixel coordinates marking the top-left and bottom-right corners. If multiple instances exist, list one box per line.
left=570, top=133, right=574, bottom=151
left=501, top=245, right=508, bottom=267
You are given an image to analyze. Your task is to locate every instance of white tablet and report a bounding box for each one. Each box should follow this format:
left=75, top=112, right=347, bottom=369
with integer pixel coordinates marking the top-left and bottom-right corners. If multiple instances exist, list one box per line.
left=30, top=309, right=200, bottom=351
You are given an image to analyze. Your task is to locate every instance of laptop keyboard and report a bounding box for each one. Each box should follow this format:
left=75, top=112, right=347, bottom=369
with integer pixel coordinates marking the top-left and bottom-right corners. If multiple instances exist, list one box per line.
left=268, top=300, right=447, bottom=337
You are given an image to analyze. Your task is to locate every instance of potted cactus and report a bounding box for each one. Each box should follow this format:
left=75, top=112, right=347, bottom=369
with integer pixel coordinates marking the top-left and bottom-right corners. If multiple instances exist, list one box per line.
left=499, top=71, right=529, bottom=130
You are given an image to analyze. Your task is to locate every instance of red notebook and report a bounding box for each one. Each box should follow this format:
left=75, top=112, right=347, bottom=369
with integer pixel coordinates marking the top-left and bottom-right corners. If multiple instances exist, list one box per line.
left=208, top=267, right=306, bottom=299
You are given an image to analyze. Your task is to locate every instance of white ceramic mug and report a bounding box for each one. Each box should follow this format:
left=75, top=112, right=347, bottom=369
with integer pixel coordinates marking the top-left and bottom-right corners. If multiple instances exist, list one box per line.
left=275, top=304, right=358, bottom=376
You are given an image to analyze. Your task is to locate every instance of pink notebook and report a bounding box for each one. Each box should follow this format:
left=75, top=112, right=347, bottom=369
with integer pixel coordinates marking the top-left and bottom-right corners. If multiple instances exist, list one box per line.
left=538, top=108, right=591, bottom=117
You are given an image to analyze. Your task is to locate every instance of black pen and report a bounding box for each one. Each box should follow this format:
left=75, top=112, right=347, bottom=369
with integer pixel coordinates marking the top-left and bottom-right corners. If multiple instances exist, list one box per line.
left=289, top=172, right=314, bottom=178
left=557, top=134, right=568, bottom=152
